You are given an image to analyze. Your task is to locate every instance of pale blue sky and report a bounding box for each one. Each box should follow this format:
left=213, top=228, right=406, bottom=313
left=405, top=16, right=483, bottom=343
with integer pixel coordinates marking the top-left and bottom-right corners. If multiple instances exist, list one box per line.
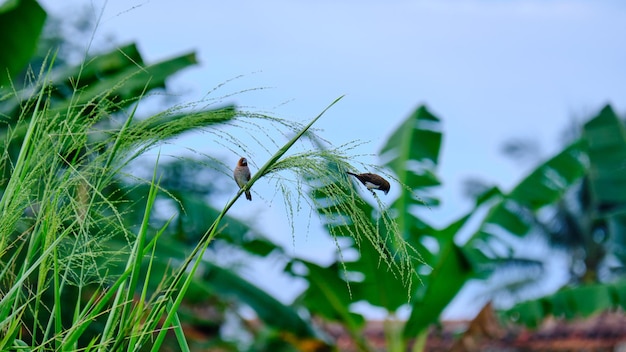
left=40, top=0, right=626, bottom=319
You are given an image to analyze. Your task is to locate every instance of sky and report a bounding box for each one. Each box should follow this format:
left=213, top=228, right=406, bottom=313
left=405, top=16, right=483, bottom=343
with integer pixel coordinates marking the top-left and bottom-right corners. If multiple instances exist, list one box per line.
left=39, top=0, right=626, bottom=319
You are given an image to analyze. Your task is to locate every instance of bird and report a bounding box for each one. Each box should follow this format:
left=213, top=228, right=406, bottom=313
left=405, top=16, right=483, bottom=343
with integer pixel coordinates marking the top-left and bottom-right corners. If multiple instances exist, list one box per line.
left=234, top=157, right=252, bottom=201
left=346, top=172, right=390, bottom=195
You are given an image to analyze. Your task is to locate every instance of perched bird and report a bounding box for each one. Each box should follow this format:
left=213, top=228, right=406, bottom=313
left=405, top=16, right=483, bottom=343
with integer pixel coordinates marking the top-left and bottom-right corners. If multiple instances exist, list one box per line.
left=346, top=172, right=390, bottom=195
left=234, top=157, right=252, bottom=201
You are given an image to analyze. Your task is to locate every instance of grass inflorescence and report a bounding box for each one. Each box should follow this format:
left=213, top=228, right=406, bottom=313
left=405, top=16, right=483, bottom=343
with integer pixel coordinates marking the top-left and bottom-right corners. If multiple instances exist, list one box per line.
left=0, top=44, right=420, bottom=351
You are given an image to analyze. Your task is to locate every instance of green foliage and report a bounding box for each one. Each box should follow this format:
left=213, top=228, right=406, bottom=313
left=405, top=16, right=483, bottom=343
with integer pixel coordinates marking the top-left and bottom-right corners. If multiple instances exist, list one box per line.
left=502, top=280, right=626, bottom=327
left=294, top=105, right=445, bottom=351
left=295, top=101, right=626, bottom=350
left=6, top=1, right=625, bottom=351
left=0, top=46, right=238, bottom=348
left=493, top=105, right=626, bottom=327
left=381, top=105, right=442, bottom=192
left=403, top=215, right=474, bottom=339
left=584, top=105, right=626, bottom=207
left=0, top=2, right=344, bottom=350
left=0, top=0, right=46, bottom=86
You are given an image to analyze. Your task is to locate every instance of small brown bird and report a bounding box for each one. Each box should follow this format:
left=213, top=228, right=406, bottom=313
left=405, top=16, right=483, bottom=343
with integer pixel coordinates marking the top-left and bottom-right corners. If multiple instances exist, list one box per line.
left=234, top=157, right=252, bottom=201
left=346, top=172, right=390, bottom=195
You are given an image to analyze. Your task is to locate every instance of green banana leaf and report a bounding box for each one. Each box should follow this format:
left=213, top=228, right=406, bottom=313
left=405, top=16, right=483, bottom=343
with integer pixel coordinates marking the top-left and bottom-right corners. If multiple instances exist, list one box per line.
left=301, top=106, right=455, bottom=340
left=287, top=259, right=365, bottom=331
left=583, top=105, right=626, bottom=265
left=381, top=105, right=442, bottom=216
left=56, top=51, right=197, bottom=112
left=1, top=43, right=197, bottom=119
left=0, top=0, right=46, bottom=86
left=198, top=263, right=319, bottom=339
left=583, top=105, right=626, bottom=209
left=466, top=139, right=587, bottom=249
left=403, top=213, right=474, bottom=338
left=497, top=105, right=626, bottom=327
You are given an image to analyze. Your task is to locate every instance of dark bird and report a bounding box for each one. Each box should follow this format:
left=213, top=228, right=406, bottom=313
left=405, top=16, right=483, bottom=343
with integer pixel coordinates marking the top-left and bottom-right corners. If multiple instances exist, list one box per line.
left=346, top=172, right=390, bottom=195
left=234, top=157, right=252, bottom=201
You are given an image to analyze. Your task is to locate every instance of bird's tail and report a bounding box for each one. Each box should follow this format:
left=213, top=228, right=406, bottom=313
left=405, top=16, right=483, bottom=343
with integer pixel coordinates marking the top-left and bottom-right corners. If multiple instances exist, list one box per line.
left=245, top=190, right=252, bottom=201
left=346, top=171, right=358, bottom=177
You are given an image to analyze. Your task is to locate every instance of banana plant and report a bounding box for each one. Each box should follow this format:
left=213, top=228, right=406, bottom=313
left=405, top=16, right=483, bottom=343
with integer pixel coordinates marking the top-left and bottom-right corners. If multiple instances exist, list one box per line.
left=498, top=105, right=626, bottom=327
left=296, top=104, right=611, bottom=351
left=291, top=106, right=459, bottom=352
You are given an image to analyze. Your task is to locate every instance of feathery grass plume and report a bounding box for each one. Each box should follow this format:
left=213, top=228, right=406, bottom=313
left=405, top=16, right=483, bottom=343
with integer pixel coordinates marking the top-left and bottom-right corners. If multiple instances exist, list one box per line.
left=263, top=140, right=421, bottom=294
left=144, top=97, right=345, bottom=348
left=0, top=60, right=108, bottom=345
left=235, top=116, right=425, bottom=293
left=0, top=32, right=419, bottom=350
left=0, top=45, right=247, bottom=348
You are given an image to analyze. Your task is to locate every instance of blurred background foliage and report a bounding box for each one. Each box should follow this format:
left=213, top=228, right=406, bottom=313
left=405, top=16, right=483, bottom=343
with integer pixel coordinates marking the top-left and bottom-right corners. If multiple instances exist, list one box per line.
left=1, top=0, right=626, bottom=351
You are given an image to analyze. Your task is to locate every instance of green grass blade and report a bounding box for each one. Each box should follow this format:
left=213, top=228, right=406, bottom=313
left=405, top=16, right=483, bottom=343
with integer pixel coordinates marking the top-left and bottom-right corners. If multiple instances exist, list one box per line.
left=167, top=299, right=191, bottom=352
left=97, top=154, right=161, bottom=350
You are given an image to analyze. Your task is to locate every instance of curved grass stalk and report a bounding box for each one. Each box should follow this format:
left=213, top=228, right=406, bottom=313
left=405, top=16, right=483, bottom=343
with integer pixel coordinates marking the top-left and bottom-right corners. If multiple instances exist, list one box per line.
left=146, top=96, right=344, bottom=350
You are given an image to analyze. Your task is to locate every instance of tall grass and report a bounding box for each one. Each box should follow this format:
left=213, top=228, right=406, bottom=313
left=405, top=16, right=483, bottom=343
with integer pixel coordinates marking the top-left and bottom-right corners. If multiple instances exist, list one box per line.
left=0, top=50, right=416, bottom=350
